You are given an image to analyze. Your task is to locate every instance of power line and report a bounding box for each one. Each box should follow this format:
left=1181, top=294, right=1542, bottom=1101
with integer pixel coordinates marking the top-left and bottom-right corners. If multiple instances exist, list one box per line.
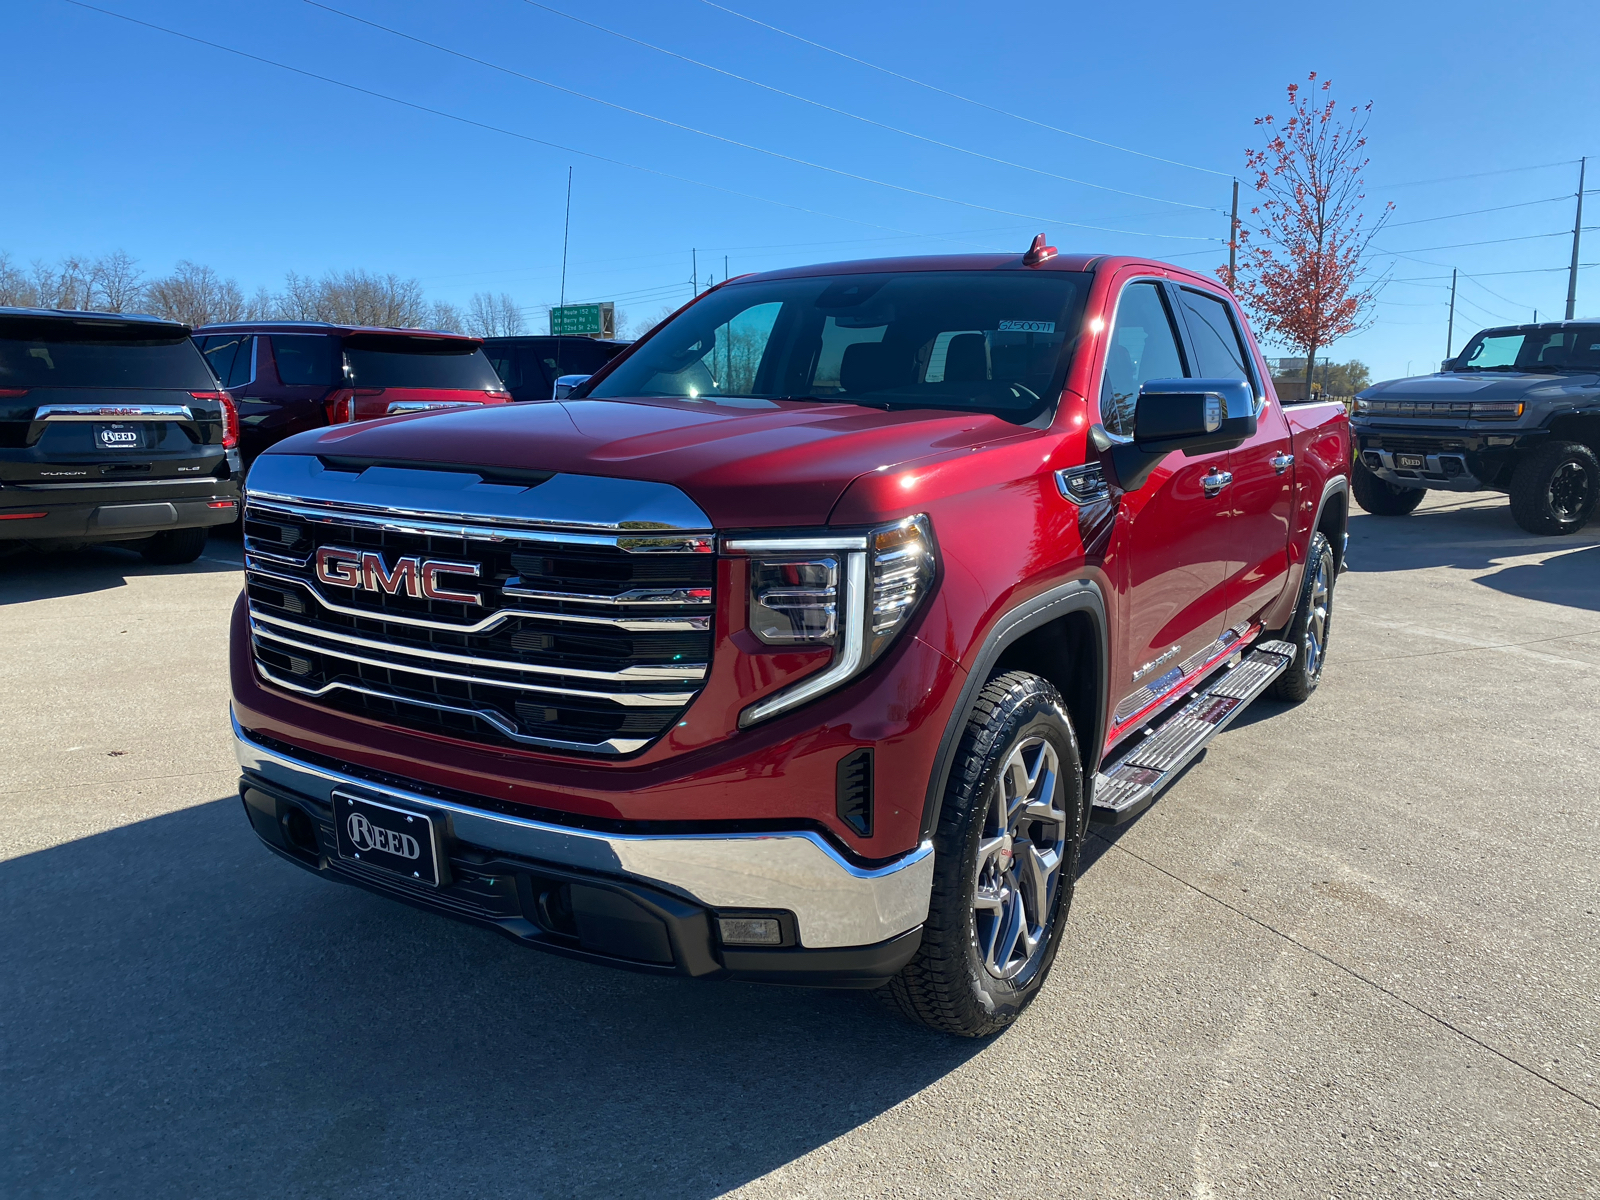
left=697, top=0, right=1233, bottom=180
left=1376, top=228, right=1581, bottom=255
left=305, top=1, right=1221, bottom=242
left=60, top=0, right=995, bottom=247
left=1385, top=195, right=1569, bottom=228
left=1372, top=159, right=1580, bottom=189
left=517, top=0, right=1221, bottom=214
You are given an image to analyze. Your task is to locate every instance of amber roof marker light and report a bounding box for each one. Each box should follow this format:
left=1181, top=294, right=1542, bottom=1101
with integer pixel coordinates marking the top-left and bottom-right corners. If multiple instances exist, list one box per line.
left=1022, top=233, right=1058, bottom=266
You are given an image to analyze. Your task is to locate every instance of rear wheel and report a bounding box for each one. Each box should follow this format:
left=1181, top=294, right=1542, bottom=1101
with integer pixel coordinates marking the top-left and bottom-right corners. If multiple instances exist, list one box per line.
left=1508, top=440, right=1599, bottom=536
left=1270, top=532, right=1335, bottom=703
left=879, top=672, right=1083, bottom=1038
left=140, top=526, right=208, bottom=565
left=1351, top=458, right=1426, bottom=516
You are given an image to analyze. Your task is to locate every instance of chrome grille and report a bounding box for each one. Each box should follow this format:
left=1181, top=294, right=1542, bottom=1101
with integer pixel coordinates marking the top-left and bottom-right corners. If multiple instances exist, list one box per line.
left=241, top=459, right=716, bottom=757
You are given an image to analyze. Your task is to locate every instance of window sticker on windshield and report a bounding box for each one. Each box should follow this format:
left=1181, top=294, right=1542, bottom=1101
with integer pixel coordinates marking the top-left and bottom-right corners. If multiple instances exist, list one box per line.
left=997, top=320, right=1055, bottom=333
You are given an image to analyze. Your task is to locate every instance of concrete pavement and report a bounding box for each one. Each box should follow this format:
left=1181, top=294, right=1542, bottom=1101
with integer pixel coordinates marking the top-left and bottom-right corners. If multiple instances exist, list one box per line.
left=2, top=494, right=1597, bottom=1198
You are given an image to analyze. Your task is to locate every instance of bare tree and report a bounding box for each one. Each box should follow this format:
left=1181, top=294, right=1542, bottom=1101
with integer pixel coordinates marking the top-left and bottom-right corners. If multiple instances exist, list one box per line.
left=466, top=292, right=524, bottom=337
left=29, top=256, right=95, bottom=310
left=89, top=251, right=144, bottom=313
left=146, top=261, right=246, bottom=326
left=0, top=253, right=36, bottom=307
left=429, top=300, right=467, bottom=333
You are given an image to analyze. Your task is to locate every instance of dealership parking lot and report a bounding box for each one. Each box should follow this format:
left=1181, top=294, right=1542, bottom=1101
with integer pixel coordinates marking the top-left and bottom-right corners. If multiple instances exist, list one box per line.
left=2, top=494, right=1597, bottom=1199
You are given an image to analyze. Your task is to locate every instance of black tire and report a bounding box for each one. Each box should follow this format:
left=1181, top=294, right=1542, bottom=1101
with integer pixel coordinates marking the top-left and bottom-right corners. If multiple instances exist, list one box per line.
left=879, top=672, right=1084, bottom=1037
left=1270, top=531, right=1335, bottom=703
left=1351, top=458, right=1426, bottom=516
left=1508, top=440, right=1600, bottom=536
left=140, top=526, right=209, bottom=565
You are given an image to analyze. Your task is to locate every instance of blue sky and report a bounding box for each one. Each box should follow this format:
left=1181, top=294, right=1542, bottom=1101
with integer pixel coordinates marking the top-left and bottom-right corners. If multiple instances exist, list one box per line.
left=5, top=0, right=1597, bottom=382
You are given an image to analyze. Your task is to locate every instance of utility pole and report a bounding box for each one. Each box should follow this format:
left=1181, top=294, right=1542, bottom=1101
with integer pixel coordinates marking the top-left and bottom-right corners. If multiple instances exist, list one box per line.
left=1228, top=178, right=1239, bottom=290
left=1446, top=268, right=1457, bottom=360
left=553, top=166, right=573, bottom=398
left=692, top=248, right=698, bottom=295
left=1566, top=156, right=1586, bottom=321
left=558, top=166, right=572, bottom=312
left=725, top=254, right=729, bottom=285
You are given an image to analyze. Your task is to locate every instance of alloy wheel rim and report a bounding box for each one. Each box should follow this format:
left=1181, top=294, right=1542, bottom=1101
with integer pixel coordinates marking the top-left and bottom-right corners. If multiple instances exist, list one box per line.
left=1304, top=557, right=1330, bottom=678
left=973, top=737, right=1067, bottom=980
left=1548, top=462, right=1592, bottom=520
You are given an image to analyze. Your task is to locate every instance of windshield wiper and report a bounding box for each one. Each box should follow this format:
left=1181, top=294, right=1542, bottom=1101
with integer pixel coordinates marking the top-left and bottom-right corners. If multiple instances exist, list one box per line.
left=771, top=394, right=897, bottom=411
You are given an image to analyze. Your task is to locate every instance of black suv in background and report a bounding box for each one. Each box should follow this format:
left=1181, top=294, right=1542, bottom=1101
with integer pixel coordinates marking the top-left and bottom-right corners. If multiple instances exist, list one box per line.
left=481, top=335, right=631, bottom=401
left=1352, top=320, right=1600, bottom=534
left=0, top=308, right=239, bottom=564
left=191, top=322, right=511, bottom=472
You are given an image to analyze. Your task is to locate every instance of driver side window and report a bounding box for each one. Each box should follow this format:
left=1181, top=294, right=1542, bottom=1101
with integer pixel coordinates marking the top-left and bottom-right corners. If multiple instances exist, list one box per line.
left=1100, top=282, right=1187, bottom=436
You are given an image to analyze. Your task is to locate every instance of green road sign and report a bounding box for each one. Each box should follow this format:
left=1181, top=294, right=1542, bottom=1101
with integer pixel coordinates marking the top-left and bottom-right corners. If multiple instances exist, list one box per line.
left=550, top=304, right=605, bottom=336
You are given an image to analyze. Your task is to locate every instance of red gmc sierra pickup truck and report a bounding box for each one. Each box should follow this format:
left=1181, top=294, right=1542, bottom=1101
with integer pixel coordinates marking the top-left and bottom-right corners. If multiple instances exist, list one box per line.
left=231, top=241, right=1350, bottom=1036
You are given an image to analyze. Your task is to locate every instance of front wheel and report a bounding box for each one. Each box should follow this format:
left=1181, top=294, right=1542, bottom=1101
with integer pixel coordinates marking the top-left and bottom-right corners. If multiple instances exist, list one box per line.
left=1508, top=440, right=1599, bottom=536
left=879, top=672, right=1084, bottom=1038
left=1351, top=458, right=1426, bottom=516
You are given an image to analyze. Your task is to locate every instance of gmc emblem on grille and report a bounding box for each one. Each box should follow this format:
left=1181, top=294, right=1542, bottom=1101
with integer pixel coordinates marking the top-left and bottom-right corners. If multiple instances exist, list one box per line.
left=315, top=546, right=483, bottom=605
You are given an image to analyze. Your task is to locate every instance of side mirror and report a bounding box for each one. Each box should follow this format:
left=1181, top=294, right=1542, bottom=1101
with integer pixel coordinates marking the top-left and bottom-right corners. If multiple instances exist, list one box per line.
left=1440, top=357, right=1459, bottom=373
left=1110, top=378, right=1257, bottom=491
left=552, top=373, right=591, bottom=399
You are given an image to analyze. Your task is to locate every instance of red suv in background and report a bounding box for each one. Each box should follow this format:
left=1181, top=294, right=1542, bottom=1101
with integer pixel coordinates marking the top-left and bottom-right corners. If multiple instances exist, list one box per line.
left=191, top=322, right=510, bottom=472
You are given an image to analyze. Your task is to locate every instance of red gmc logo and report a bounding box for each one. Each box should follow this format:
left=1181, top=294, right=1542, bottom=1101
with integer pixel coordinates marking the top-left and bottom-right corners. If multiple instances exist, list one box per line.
left=314, top=546, right=482, bottom=606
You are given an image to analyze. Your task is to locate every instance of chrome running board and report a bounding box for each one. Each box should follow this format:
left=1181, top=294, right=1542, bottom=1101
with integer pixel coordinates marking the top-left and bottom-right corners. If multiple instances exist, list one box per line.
left=1090, top=640, right=1296, bottom=825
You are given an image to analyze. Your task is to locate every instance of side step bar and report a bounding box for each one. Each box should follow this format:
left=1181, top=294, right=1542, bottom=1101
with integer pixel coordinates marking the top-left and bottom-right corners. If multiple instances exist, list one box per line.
left=1090, top=640, right=1296, bottom=825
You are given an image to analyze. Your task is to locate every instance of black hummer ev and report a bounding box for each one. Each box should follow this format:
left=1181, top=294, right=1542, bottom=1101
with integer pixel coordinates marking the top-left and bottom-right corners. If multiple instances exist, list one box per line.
left=0, top=308, right=241, bottom=563
left=1350, top=320, right=1600, bottom=535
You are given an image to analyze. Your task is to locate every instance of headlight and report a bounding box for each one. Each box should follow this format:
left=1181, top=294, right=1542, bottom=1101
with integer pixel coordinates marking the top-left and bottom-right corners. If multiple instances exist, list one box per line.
left=727, top=515, right=936, bottom=727
left=1470, top=401, right=1525, bottom=419
left=1353, top=398, right=1369, bottom=415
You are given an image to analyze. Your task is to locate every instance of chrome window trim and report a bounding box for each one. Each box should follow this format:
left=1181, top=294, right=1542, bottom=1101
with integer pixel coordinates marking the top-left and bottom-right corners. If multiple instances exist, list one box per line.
left=233, top=712, right=935, bottom=947
left=33, top=404, right=194, bottom=421
left=1092, top=273, right=1185, bottom=435
left=253, top=667, right=650, bottom=754
left=246, top=564, right=711, bottom=633
left=250, top=621, right=695, bottom=705
left=1171, top=282, right=1265, bottom=410
left=249, top=607, right=707, bottom=682
left=738, top=551, right=868, bottom=727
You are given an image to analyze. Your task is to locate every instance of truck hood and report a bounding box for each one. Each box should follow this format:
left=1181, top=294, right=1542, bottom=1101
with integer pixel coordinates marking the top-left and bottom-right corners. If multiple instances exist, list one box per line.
left=1360, top=371, right=1600, bottom=400
left=265, top=395, right=1030, bottom=527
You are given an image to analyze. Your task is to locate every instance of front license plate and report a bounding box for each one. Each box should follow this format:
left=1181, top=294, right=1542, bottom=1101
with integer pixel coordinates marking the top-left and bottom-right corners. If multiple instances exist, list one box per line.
left=332, top=790, right=443, bottom=886
left=1395, top=453, right=1425, bottom=469
left=96, top=423, right=145, bottom=450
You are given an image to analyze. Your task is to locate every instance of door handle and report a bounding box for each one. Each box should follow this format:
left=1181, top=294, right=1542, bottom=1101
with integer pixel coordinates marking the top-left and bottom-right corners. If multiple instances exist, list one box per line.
left=1202, top=469, right=1233, bottom=497
left=1270, top=452, right=1295, bottom=474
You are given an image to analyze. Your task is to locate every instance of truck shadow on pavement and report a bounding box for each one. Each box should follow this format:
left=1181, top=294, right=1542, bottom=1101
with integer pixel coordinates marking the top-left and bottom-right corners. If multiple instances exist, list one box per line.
left=0, top=535, right=241, bottom=604
left=2, top=798, right=982, bottom=1200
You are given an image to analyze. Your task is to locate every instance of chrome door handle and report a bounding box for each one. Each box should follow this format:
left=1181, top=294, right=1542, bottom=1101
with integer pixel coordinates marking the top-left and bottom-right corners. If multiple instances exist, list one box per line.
left=1270, top=453, right=1295, bottom=474
left=1202, top=469, right=1233, bottom=496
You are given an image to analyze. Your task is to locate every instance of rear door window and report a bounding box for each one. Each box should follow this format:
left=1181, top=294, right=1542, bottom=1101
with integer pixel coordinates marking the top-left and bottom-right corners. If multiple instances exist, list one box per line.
left=0, top=319, right=214, bottom=389
left=342, top=336, right=503, bottom=389
left=270, top=335, right=339, bottom=386
left=197, top=334, right=254, bottom=388
left=1176, top=288, right=1255, bottom=389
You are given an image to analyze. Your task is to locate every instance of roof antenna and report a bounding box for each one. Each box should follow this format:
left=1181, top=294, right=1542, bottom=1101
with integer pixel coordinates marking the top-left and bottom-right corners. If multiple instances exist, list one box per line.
left=1022, top=233, right=1057, bottom=266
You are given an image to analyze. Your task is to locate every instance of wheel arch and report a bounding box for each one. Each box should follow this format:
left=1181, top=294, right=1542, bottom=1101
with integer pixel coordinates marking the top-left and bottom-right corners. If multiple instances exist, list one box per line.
left=1546, top=410, right=1600, bottom=453
left=920, top=578, right=1107, bottom=841
left=1313, top=475, right=1350, bottom=567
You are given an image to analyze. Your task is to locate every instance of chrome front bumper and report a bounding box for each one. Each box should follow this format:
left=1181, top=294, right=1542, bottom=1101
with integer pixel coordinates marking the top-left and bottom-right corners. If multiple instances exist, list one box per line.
left=232, top=713, right=934, bottom=949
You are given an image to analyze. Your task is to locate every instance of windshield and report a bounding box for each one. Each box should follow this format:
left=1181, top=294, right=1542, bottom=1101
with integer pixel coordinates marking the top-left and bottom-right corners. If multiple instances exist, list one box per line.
left=0, top=320, right=214, bottom=389
left=584, top=270, right=1090, bottom=420
left=1455, top=325, right=1600, bottom=373
left=342, top=335, right=502, bottom=390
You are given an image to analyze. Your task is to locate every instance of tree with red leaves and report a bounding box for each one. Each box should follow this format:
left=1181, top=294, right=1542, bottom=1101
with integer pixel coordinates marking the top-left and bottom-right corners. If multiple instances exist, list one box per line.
left=1224, top=74, right=1391, bottom=397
